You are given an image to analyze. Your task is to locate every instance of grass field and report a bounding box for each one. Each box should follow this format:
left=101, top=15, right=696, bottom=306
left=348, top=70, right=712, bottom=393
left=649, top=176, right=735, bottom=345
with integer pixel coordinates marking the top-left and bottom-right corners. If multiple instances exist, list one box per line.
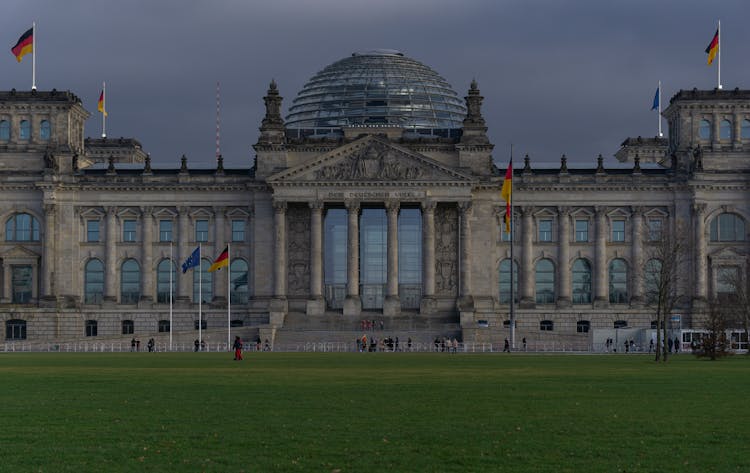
left=1, top=352, right=748, bottom=473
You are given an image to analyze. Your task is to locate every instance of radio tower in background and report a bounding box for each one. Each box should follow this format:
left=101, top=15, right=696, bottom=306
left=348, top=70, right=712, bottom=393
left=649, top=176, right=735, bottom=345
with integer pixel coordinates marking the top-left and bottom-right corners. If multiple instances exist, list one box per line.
left=215, top=81, right=221, bottom=160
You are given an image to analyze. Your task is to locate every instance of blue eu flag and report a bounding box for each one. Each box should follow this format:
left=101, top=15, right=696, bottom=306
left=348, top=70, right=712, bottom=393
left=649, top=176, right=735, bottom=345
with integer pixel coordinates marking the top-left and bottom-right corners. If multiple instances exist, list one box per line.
left=651, top=87, right=659, bottom=111
left=182, top=246, right=200, bottom=273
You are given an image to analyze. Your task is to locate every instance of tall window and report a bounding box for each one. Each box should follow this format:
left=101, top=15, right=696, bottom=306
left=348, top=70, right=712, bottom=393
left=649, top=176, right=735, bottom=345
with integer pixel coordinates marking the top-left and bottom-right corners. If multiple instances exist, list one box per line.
left=84, top=259, right=104, bottom=304
left=716, top=266, right=739, bottom=300
left=575, top=219, right=588, bottom=242
left=538, top=219, right=553, bottom=242
left=609, top=258, right=628, bottom=303
left=87, top=220, right=100, bottom=242
left=11, top=266, right=32, bottom=303
left=6, top=319, right=26, bottom=340
left=699, top=119, right=711, bottom=140
left=85, top=320, right=98, bottom=337
left=123, top=219, right=137, bottom=242
left=398, top=208, right=422, bottom=308
left=20, top=120, right=30, bottom=140
left=121, top=259, right=141, bottom=304
left=499, top=259, right=518, bottom=304
left=193, top=259, right=213, bottom=303
left=156, top=259, right=176, bottom=303
left=535, top=258, right=555, bottom=304
left=710, top=213, right=746, bottom=242
left=612, top=220, right=625, bottom=242
left=40, top=120, right=51, bottom=140
left=648, top=218, right=663, bottom=242
left=195, top=219, right=208, bottom=242
left=159, top=220, right=173, bottom=242
left=231, top=220, right=245, bottom=242
left=0, top=120, right=10, bottom=140
left=572, top=259, right=592, bottom=304
left=720, top=119, right=732, bottom=141
left=360, top=208, right=386, bottom=310
left=230, top=259, right=249, bottom=304
left=122, top=320, right=134, bottom=335
left=324, top=208, right=347, bottom=309
left=644, top=258, right=662, bottom=304
left=6, top=213, right=40, bottom=241
left=742, top=119, right=750, bottom=139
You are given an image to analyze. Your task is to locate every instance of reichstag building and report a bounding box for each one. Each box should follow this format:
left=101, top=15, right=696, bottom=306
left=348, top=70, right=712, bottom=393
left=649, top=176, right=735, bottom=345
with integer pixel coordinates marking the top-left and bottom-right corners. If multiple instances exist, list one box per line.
left=1, top=50, right=749, bottom=350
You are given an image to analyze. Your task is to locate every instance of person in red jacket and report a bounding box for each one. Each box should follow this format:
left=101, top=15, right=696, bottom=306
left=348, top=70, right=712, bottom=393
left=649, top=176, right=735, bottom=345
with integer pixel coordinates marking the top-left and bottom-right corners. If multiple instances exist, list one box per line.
left=233, top=336, right=243, bottom=361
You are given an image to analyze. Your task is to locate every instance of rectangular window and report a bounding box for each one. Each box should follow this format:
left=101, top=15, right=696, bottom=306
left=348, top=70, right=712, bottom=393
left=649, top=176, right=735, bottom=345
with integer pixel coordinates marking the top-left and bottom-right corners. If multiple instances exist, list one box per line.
left=538, top=219, right=552, bottom=242
left=648, top=219, right=662, bottom=241
left=123, top=220, right=137, bottom=242
left=612, top=220, right=625, bottom=242
left=195, top=219, right=208, bottom=242
left=159, top=220, right=173, bottom=242
left=87, top=220, right=100, bottom=242
left=575, top=219, right=589, bottom=242
left=231, top=220, right=245, bottom=242
left=12, top=265, right=32, bottom=303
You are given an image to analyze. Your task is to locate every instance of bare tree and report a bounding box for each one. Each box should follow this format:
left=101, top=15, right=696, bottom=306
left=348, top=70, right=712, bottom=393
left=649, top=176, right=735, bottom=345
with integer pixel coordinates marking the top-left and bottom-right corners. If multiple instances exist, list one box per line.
left=717, top=268, right=750, bottom=354
left=696, top=298, right=730, bottom=360
left=643, top=223, right=688, bottom=363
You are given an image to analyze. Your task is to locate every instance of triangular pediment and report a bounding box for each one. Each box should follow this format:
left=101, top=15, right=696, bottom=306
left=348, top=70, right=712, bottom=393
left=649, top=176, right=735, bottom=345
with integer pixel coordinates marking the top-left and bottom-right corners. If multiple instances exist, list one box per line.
left=269, top=136, right=474, bottom=184
left=2, top=245, right=40, bottom=260
left=709, top=246, right=747, bottom=262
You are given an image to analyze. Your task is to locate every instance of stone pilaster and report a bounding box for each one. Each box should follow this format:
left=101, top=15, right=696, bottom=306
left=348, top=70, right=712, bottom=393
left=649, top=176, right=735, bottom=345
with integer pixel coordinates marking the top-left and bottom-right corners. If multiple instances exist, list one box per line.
left=694, top=203, right=708, bottom=301
left=343, top=200, right=361, bottom=317
left=420, top=201, right=436, bottom=314
left=458, top=202, right=473, bottom=310
left=104, top=206, right=118, bottom=303
left=384, top=200, right=400, bottom=316
left=139, top=207, right=153, bottom=302
left=213, top=207, right=227, bottom=304
left=177, top=206, right=190, bottom=302
left=272, top=201, right=287, bottom=298
left=520, top=206, right=535, bottom=308
left=306, top=202, right=325, bottom=316
left=557, top=207, right=571, bottom=307
left=42, top=204, right=56, bottom=300
left=594, top=207, right=608, bottom=307
left=630, top=207, right=643, bottom=306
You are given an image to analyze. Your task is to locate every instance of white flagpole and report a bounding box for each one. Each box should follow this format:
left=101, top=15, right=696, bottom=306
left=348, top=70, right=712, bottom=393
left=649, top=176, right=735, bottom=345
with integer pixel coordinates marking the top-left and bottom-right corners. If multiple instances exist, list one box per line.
left=169, top=242, right=173, bottom=351
left=227, top=244, right=231, bottom=350
left=717, top=20, right=722, bottom=90
left=509, top=145, right=515, bottom=351
left=658, top=81, right=662, bottom=137
left=199, top=243, right=202, bottom=348
left=31, top=22, right=36, bottom=90
left=102, top=81, right=107, bottom=138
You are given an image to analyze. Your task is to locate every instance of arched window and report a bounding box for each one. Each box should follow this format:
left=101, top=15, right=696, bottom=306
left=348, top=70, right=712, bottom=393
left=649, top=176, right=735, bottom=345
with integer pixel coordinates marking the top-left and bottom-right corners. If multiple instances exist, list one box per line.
left=644, top=259, right=662, bottom=305
left=609, top=258, right=628, bottom=303
left=40, top=120, right=51, bottom=140
left=0, top=120, right=9, bottom=140
left=122, top=320, right=134, bottom=335
left=710, top=213, right=746, bottom=242
left=577, top=320, right=590, bottom=333
left=742, top=119, right=750, bottom=139
left=6, top=319, right=26, bottom=340
left=498, top=259, right=518, bottom=304
left=572, top=259, right=592, bottom=304
left=535, top=258, right=555, bottom=304
left=85, top=320, right=98, bottom=337
left=19, top=120, right=30, bottom=140
left=84, top=259, right=104, bottom=304
left=230, top=259, right=249, bottom=304
left=121, top=259, right=141, bottom=304
left=156, top=259, right=176, bottom=303
left=720, top=119, right=732, bottom=141
left=699, top=119, right=711, bottom=140
left=193, top=258, right=213, bottom=303
left=6, top=213, right=40, bottom=241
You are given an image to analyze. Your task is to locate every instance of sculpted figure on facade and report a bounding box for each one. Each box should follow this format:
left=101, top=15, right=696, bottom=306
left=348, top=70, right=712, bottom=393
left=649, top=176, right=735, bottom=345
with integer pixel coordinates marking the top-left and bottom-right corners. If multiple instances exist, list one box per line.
left=316, top=142, right=428, bottom=181
left=435, top=205, right=458, bottom=295
left=286, top=205, right=310, bottom=295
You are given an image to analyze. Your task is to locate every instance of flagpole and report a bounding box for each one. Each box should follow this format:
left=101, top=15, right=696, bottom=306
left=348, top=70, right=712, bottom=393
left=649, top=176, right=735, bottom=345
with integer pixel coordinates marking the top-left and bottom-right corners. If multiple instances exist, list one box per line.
left=658, top=81, right=662, bottom=137
left=102, top=81, right=107, bottom=138
left=169, top=242, right=173, bottom=351
left=227, top=243, right=231, bottom=350
left=31, top=22, right=36, bottom=90
left=509, top=146, right=515, bottom=351
left=717, top=20, right=722, bottom=90
left=199, top=243, right=202, bottom=348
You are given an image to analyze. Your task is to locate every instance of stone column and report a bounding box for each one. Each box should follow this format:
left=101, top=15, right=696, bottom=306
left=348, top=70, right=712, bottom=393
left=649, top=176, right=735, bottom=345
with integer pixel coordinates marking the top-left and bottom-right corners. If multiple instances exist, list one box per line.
left=520, top=206, right=535, bottom=308
left=213, top=207, right=227, bottom=303
left=458, top=202, right=473, bottom=309
left=420, top=201, right=436, bottom=314
left=343, top=200, right=361, bottom=317
left=141, top=206, right=154, bottom=302
left=694, top=204, right=708, bottom=301
left=41, top=204, right=56, bottom=299
left=733, top=113, right=742, bottom=149
left=557, top=207, right=571, bottom=307
left=712, top=112, right=721, bottom=151
left=384, top=200, right=400, bottom=316
left=594, top=207, right=608, bottom=306
left=272, top=201, right=287, bottom=298
left=630, top=207, right=643, bottom=306
left=177, top=206, right=190, bottom=302
left=104, top=206, right=118, bottom=302
left=306, top=202, right=325, bottom=316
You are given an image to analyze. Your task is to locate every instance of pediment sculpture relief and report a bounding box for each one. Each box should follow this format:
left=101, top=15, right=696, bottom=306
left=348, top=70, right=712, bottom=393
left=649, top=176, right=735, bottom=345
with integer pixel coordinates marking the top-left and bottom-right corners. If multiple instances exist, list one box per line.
left=316, top=143, right=429, bottom=181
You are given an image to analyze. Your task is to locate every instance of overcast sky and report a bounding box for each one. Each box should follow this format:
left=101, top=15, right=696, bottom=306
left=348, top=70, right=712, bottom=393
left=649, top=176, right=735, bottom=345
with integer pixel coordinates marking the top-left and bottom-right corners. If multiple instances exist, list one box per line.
left=4, top=0, right=749, bottom=169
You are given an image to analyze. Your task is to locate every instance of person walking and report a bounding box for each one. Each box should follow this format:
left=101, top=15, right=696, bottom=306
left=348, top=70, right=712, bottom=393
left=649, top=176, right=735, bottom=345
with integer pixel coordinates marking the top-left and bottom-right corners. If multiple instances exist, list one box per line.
left=233, top=336, right=243, bottom=360
left=503, top=338, right=510, bottom=353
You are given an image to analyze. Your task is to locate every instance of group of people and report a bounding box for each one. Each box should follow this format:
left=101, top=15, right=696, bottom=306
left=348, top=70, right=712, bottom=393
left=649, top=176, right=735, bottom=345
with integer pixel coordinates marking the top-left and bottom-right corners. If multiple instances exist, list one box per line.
left=358, top=335, right=410, bottom=352
left=648, top=337, right=681, bottom=353
left=434, top=337, right=459, bottom=353
left=360, top=319, right=385, bottom=331
left=130, top=338, right=156, bottom=352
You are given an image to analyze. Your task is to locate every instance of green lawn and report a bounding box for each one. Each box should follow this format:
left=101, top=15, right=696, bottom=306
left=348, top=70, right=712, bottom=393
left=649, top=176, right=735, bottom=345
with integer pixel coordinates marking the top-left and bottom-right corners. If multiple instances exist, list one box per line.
left=0, top=352, right=748, bottom=472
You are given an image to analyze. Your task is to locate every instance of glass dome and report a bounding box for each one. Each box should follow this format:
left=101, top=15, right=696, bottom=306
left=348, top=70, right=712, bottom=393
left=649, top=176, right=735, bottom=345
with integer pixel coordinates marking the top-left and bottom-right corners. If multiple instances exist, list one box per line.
left=285, top=50, right=467, bottom=131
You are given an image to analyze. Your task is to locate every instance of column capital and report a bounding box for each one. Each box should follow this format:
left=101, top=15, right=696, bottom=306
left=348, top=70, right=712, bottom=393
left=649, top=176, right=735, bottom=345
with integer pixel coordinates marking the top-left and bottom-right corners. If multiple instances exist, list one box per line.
left=458, top=201, right=472, bottom=215
left=385, top=200, right=400, bottom=213
left=140, top=205, right=154, bottom=217
left=519, top=205, right=535, bottom=217
left=692, top=202, right=707, bottom=215
left=630, top=205, right=644, bottom=217
left=43, top=203, right=56, bottom=216
left=344, top=199, right=360, bottom=212
left=272, top=200, right=287, bottom=212
left=421, top=200, right=437, bottom=212
left=177, top=206, right=190, bottom=216
left=557, top=206, right=571, bottom=217
left=105, top=206, right=118, bottom=217
left=594, top=206, right=607, bottom=217
left=212, top=205, right=226, bottom=216
left=308, top=201, right=324, bottom=211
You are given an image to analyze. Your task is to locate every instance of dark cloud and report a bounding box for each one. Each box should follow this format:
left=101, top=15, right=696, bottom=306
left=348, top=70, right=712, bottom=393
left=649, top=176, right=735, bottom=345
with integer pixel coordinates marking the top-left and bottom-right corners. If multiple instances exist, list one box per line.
left=3, top=0, right=748, bottom=168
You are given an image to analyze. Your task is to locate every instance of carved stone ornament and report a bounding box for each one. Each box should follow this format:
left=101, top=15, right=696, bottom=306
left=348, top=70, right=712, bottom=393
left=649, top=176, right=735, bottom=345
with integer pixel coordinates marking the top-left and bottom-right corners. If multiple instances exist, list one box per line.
left=316, top=142, right=429, bottom=181
left=434, top=205, right=458, bottom=296
left=287, top=206, right=310, bottom=295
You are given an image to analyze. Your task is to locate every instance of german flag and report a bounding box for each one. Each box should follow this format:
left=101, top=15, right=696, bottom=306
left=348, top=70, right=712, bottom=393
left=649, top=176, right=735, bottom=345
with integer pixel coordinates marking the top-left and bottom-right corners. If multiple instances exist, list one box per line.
left=705, top=29, right=719, bottom=65
left=501, top=160, right=512, bottom=233
left=97, top=90, right=107, bottom=116
left=11, top=27, right=33, bottom=63
left=208, top=246, right=229, bottom=272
